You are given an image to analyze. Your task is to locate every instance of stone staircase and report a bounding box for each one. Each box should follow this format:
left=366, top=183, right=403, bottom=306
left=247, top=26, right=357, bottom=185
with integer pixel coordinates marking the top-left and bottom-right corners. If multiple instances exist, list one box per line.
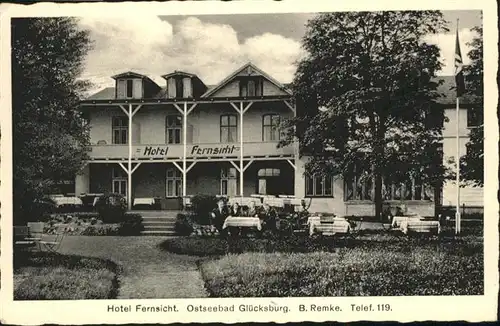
left=137, top=211, right=179, bottom=236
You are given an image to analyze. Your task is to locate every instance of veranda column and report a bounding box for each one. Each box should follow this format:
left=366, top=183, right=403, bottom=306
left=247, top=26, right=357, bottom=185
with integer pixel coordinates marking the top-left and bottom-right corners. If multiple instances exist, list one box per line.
left=183, top=101, right=187, bottom=198
left=239, top=101, right=244, bottom=196
left=127, top=103, right=133, bottom=210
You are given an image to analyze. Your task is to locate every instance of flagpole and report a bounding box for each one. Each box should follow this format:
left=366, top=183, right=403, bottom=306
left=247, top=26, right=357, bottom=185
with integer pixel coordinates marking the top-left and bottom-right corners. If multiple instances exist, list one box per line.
left=455, top=18, right=461, bottom=235
left=456, top=95, right=461, bottom=235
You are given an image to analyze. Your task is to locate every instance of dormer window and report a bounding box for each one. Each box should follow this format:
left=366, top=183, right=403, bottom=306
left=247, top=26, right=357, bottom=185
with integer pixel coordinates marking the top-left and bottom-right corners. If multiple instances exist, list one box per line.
left=166, top=76, right=193, bottom=98
left=116, top=78, right=142, bottom=99
left=239, top=77, right=262, bottom=97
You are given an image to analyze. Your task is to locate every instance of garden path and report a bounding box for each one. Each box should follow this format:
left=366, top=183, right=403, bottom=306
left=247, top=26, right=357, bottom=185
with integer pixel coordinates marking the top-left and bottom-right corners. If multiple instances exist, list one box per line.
left=59, top=236, right=208, bottom=299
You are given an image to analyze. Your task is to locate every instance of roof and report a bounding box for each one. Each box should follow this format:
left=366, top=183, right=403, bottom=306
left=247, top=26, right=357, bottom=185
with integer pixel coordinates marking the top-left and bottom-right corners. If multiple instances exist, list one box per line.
left=111, top=71, right=148, bottom=79
left=201, top=62, right=293, bottom=97
left=434, top=76, right=477, bottom=105
left=111, top=71, right=160, bottom=88
left=86, top=87, right=115, bottom=100
left=161, top=71, right=197, bottom=79
left=83, top=76, right=478, bottom=106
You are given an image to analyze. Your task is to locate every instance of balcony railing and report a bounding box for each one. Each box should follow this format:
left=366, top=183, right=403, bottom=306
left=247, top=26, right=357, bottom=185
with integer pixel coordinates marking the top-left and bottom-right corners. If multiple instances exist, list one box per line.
left=87, top=141, right=295, bottom=160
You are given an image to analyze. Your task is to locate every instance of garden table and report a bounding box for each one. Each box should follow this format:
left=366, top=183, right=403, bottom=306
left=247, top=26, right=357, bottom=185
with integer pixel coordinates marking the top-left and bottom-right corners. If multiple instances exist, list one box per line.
left=133, top=198, right=155, bottom=206
left=263, top=197, right=284, bottom=207
left=391, top=215, right=423, bottom=228
left=50, top=196, right=83, bottom=207
left=308, top=216, right=351, bottom=236
left=222, top=217, right=262, bottom=231
left=399, top=220, right=441, bottom=235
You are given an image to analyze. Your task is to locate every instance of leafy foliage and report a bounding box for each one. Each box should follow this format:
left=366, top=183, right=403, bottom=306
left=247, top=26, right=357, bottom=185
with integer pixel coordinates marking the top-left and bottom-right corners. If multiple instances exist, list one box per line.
left=460, top=25, right=483, bottom=187
left=190, top=194, right=219, bottom=224
left=175, top=212, right=195, bottom=236
left=95, top=193, right=127, bottom=223
left=12, top=18, right=92, bottom=223
left=280, top=12, right=449, bottom=218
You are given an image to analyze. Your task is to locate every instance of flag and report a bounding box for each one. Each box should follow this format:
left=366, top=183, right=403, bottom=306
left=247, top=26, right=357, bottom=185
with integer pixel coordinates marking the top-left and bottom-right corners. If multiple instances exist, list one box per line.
left=454, top=28, right=466, bottom=97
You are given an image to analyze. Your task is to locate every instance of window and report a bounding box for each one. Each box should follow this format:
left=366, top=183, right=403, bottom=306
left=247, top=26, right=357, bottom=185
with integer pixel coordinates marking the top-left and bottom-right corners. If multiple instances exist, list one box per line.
left=112, top=167, right=127, bottom=197
left=220, top=167, right=238, bottom=196
left=305, top=174, right=333, bottom=197
left=467, top=108, right=483, bottom=127
left=239, top=77, right=262, bottom=97
left=166, top=115, right=182, bottom=144
left=126, top=80, right=133, bottom=98
left=344, top=176, right=432, bottom=201
left=175, top=78, right=184, bottom=98
left=220, top=114, right=237, bottom=143
left=262, top=114, right=281, bottom=141
left=166, top=168, right=182, bottom=197
left=112, top=116, right=128, bottom=144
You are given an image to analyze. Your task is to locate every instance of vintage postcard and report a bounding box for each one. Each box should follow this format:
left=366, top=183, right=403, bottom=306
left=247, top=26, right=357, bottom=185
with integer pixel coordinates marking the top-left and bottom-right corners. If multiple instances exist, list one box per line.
left=0, top=0, right=498, bottom=324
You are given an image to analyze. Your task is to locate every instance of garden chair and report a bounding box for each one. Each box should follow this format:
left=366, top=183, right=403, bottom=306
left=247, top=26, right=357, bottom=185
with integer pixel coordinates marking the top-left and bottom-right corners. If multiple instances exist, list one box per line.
left=30, top=223, right=67, bottom=253
left=13, top=226, right=36, bottom=250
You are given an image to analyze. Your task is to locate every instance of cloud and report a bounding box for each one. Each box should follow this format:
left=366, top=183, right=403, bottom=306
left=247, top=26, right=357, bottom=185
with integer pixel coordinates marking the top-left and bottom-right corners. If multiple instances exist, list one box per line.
left=78, top=16, right=303, bottom=92
left=78, top=17, right=479, bottom=94
left=424, top=28, right=477, bottom=75
left=242, top=33, right=305, bottom=82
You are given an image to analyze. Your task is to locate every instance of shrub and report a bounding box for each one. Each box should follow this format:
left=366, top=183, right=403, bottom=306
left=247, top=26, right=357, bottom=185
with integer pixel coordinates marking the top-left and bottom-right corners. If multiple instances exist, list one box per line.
left=81, top=224, right=119, bottom=236
left=190, top=194, right=218, bottom=225
left=118, top=213, right=144, bottom=236
left=175, top=213, right=194, bottom=236
left=95, top=193, right=127, bottom=223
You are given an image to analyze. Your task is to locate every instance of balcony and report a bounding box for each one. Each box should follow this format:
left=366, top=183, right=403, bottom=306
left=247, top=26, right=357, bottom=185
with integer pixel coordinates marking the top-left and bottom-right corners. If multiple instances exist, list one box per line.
left=87, top=142, right=295, bottom=160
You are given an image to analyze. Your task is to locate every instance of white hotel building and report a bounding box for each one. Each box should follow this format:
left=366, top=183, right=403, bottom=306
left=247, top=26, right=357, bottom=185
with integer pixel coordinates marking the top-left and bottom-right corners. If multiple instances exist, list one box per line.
left=75, top=63, right=483, bottom=215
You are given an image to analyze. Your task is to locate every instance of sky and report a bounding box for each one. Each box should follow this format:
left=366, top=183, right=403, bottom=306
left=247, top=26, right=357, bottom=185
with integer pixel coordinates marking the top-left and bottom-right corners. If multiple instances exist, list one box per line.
left=78, top=10, right=482, bottom=93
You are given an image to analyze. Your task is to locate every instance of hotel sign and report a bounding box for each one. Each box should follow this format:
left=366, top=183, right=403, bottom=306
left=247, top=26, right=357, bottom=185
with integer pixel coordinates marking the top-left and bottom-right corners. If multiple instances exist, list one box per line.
left=190, top=145, right=239, bottom=156
left=135, top=146, right=170, bottom=157
left=134, top=144, right=240, bottom=158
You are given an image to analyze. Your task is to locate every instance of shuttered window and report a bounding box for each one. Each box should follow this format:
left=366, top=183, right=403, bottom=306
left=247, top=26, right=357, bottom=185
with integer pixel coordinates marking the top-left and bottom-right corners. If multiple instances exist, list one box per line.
left=183, top=77, right=193, bottom=98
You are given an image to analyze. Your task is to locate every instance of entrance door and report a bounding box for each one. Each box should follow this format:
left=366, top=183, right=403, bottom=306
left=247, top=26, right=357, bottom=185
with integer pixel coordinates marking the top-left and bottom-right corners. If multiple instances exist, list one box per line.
left=257, top=168, right=283, bottom=195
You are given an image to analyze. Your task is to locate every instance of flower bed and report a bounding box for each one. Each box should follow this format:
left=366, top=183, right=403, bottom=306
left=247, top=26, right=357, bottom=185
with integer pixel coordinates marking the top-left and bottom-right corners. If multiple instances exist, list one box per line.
left=43, top=213, right=144, bottom=236
left=14, top=251, right=119, bottom=300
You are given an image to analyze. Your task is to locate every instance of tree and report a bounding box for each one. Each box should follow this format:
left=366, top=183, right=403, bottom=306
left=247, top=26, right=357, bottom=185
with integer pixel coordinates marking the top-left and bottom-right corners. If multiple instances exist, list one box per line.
left=12, top=18, right=92, bottom=223
left=280, top=11, right=448, bottom=219
left=460, top=25, right=483, bottom=187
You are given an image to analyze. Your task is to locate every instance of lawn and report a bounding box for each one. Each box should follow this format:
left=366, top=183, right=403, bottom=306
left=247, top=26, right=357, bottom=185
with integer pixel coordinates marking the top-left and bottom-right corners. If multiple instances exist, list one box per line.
left=14, top=251, right=119, bottom=300
left=161, top=226, right=483, bottom=297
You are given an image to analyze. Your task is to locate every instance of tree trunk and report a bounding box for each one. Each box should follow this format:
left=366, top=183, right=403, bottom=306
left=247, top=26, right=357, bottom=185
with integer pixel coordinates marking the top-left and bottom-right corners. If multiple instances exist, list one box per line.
left=374, top=171, right=383, bottom=221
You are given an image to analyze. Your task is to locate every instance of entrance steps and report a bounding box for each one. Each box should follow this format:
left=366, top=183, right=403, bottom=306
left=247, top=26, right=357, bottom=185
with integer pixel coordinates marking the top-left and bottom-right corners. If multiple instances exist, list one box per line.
left=139, top=213, right=178, bottom=236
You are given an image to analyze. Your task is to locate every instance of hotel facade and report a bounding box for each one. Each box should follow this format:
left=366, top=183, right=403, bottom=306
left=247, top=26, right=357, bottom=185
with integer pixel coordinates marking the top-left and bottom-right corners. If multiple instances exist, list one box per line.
left=76, top=63, right=483, bottom=215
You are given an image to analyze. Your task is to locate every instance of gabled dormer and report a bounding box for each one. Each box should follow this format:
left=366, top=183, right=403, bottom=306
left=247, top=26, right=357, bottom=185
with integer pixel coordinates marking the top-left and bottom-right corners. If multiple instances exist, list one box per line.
left=161, top=71, right=208, bottom=99
left=202, top=62, right=292, bottom=98
left=112, top=71, right=161, bottom=99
